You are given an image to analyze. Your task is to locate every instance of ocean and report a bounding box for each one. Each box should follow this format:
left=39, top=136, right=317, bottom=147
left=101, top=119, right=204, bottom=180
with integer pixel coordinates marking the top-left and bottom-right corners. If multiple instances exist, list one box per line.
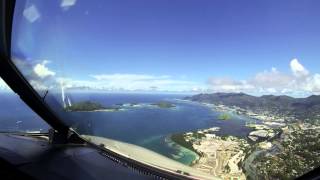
left=0, top=92, right=253, bottom=165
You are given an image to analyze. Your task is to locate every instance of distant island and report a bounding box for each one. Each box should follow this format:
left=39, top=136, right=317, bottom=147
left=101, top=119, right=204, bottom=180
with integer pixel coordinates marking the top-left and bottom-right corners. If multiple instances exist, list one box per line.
left=151, top=101, right=176, bottom=108
left=65, top=101, right=118, bottom=112
left=65, top=101, right=176, bottom=112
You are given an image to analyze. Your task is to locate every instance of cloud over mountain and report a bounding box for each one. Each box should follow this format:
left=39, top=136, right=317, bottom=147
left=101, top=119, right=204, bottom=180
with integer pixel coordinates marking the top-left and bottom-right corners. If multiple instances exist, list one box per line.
left=207, top=59, right=320, bottom=96
left=290, top=59, right=309, bottom=78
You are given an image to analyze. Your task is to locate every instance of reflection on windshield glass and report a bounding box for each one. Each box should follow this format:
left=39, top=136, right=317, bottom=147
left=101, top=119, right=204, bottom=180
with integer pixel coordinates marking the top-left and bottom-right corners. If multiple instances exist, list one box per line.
left=10, top=0, right=320, bottom=179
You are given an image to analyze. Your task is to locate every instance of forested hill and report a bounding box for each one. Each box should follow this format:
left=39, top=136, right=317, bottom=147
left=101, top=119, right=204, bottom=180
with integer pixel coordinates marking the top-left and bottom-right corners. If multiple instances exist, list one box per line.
left=185, top=93, right=320, bottom=123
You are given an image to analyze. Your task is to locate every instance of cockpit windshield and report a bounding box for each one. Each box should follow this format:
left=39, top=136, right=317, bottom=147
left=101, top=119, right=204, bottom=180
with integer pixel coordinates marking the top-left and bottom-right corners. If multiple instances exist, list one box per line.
left=8, top=0, right=320, bottom=179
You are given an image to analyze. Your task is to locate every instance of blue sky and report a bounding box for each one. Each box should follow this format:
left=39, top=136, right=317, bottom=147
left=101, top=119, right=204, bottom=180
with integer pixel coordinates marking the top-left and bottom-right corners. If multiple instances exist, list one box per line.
left=3, top=0, right=320, bottom=96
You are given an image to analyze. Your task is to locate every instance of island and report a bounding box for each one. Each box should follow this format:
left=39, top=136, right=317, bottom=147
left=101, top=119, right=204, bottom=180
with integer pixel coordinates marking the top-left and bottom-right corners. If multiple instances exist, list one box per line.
left=65, top=101, right=119, bottom=112
left=65, top=101, right=177, bottom=112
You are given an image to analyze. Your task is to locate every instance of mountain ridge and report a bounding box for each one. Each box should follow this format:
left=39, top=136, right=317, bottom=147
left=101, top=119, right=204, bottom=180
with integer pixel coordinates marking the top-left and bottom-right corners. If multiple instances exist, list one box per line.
left=185, top=92, right=320, bottom=123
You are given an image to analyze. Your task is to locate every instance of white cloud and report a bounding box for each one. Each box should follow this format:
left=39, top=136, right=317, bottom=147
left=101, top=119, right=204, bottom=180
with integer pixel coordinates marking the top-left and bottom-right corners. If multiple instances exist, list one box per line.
left=207, top=77, right=254, bottom=92
left=85, top=74, right=200, bottom=92
left=290, top=58, right=309, bottom=78
left=304, top=74, right=320, bottom=94
left=61, top=0, right=77, bottom=10
left=207, top=59, right=320, bottom=96
left=6, top=58, right=203, bottom=93
left=23, top=5, right=40, bottom=23
left=33, top=60, right=56, bottom=79
left=0, top=78, right=9, bottom=90
left=29, top=80, right=50, bottom=91
left=25, top=61, right=201, bottom=93
left=10, top=58, right=57, bottom=92
left=8, top=57, right=320, bottom=96
left=250, top=67, right=293, bottom=89
left=91, top=74, right=170, bottom=81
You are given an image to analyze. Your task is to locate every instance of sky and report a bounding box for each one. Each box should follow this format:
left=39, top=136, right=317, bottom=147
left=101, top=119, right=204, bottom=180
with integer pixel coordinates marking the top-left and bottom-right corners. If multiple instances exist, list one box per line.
left=2, top=0, right=320, bottom=97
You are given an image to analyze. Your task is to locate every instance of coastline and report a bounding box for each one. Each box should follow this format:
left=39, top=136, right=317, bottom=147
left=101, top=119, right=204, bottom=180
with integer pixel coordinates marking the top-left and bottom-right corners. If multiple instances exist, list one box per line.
left=165, top=136, right=200, bottom=166
left=172, top=99, right=304, bottom=179
left=169, top=133, right=203, bottom=158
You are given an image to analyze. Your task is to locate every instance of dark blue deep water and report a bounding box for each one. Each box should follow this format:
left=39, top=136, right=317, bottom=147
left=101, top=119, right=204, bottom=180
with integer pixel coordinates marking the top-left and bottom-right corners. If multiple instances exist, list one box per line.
left=0, top=92, right=252, bottom=164
left=0, top=92, right=49, bottom=132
